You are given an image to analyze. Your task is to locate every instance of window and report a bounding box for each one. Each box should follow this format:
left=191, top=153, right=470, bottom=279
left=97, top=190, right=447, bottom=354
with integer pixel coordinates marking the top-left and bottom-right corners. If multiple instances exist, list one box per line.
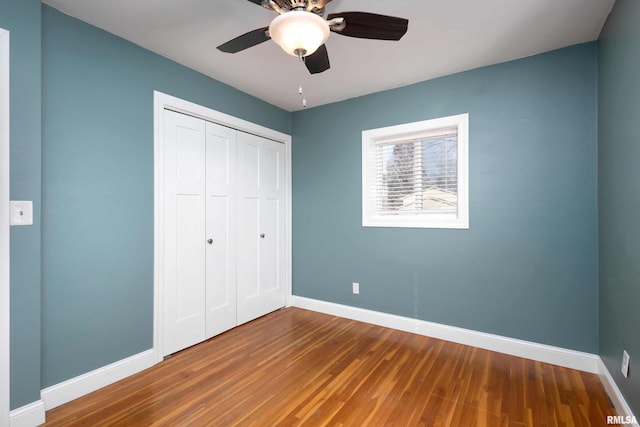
left=362, top=114, right=469, bottom=229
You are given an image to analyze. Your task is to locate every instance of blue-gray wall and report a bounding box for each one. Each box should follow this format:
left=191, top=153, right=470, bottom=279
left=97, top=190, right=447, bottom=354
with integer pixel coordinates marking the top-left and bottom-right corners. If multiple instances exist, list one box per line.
left=598, top=0, right=640, bottom=415
left=0, top=0, right=42, bottom=410
left=292, top=43, right=599, bottom=353
left=41, top=5, right=290, bottom=388
left=4, top=0, right=627, bottom=412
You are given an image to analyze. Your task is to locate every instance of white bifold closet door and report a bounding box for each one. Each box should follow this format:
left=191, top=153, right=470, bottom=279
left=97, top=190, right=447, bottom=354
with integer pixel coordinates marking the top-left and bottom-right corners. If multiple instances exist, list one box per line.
left=163, top=110, right=284, bottom=356
left=205, top=119, right=238, bottom=339
left=236, top=132, right=286, bottom=325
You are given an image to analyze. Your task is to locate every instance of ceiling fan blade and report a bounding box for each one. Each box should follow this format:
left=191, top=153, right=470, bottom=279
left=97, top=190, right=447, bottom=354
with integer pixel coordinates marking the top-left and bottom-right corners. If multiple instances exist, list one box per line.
left=313, top=0, right=333, bottom=9
left=217, top=27, right=271, bottom=53
left=304, top=44, right=330, bottom=74
left=328, top=12, right=408, bottom=41
left=246, top=0, right=263, bottom=5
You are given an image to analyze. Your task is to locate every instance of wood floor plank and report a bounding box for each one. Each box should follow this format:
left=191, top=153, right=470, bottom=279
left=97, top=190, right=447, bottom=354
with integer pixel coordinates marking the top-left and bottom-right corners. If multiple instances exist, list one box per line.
left=43, top=308, right=618, bottom=426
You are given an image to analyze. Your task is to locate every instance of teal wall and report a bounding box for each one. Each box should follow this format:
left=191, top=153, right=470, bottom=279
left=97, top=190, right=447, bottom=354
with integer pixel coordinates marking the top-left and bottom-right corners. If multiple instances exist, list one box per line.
left=41, top=5, right=290, bottom=388
left=0, top=0, right=42, bottom=410
left=598, top=0, right=640, bottom=415
left=5, top=0, right=632, bottom=412
left=292, top=43, right=599, bottom=353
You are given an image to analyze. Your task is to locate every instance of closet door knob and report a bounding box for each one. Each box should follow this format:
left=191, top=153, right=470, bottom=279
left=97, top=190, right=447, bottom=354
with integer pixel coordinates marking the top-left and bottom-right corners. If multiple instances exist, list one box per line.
left=207, top=239, right=213, bottom=244
left=260, top=233, right=265, bottom=239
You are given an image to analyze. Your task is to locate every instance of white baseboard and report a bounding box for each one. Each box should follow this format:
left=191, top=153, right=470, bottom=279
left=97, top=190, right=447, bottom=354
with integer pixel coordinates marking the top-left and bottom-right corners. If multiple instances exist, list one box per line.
left=41, top=349, right=155, bottom=411
left=598, top=359, right=639, bottom=426
left=291, top=296, right=601, bottom=373
left=9, top=400, right=45, bottom=427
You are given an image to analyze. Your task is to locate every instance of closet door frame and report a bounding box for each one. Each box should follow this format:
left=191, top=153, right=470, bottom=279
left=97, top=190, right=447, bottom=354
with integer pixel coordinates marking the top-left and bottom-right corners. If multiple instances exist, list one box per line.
left=152, top=91, right=292, bottom=363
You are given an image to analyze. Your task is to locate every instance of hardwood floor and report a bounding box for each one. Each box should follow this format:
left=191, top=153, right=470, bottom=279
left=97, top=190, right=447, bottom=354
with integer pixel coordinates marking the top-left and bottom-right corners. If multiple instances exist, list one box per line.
left=44, top=308, right=617, bottom=426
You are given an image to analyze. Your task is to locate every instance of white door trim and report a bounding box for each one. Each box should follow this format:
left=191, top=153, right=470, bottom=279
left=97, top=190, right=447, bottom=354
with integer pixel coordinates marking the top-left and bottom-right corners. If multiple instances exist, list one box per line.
left=153, top=91, right=292, bottom=363
left=0, top=28, right=11, bottom=426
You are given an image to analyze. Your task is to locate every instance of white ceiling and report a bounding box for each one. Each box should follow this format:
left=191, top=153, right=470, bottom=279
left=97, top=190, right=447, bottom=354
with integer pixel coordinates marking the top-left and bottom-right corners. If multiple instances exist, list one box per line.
left=41, top=0, right=615, bottom=112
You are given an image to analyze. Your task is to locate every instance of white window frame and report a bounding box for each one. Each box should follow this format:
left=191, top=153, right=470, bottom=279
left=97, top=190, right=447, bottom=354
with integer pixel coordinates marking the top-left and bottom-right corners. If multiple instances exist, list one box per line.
left=362, top=113, right=469, bottom=229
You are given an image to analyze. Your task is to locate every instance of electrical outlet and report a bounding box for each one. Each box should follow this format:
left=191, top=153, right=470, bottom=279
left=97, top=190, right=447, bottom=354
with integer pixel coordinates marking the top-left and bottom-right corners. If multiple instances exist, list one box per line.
left=352, top=282, right=359, bottom=294
left=622, top=350, right=630, bottom=378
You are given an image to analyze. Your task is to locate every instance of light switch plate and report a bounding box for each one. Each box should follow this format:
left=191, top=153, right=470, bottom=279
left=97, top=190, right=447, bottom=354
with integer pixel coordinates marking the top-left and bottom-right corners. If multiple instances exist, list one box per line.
left=10, top=201, right=33, bottom=226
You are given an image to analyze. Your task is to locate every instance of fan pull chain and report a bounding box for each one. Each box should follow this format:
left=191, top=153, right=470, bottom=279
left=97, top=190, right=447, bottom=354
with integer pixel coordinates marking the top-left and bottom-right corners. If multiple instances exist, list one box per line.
left=299, top=56, right=307, bottom=108
left=299, top=85, right=307, bottom=108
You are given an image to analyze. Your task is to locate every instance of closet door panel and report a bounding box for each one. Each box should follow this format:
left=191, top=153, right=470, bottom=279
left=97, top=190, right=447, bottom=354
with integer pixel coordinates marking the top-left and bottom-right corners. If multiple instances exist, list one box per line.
left=175, top=195, right=205, bottom=320
left=237, top=197, right=260, bottom=299
left=259, top=139, right=286, bottom=308
left=260, top=145, right=280, bottom=197
left=259, top=198, right=279, bottom=293
left=163, top=110, right=207, bottom=356
left=205, top=122, right=238, bottom=338
left=237, top=133, right=285, bottom=325
left=206, top=196, right=232, bottom=305
left=237, top=141, right=260, bottom=196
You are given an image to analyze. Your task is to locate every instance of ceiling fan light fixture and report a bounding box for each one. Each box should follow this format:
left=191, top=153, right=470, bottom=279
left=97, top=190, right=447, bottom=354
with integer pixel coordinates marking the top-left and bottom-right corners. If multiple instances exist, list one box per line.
left=268, top=11, right=330, bottom=57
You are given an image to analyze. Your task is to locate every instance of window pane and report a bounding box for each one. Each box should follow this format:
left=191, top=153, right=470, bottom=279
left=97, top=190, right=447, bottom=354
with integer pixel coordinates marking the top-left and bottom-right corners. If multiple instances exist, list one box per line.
left=421, top=135, right=458, bottom=213
left=375, top=134, right=458, bottom=215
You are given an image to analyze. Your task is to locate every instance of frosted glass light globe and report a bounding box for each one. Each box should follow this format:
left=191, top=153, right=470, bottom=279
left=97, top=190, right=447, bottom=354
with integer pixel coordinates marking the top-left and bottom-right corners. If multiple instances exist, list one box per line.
left=269, top=11, right=330, bottom=57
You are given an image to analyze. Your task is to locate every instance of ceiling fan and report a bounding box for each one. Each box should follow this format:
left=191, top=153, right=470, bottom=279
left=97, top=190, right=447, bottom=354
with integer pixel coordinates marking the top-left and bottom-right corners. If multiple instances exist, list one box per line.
left=217, top=0, right=409, bottom=74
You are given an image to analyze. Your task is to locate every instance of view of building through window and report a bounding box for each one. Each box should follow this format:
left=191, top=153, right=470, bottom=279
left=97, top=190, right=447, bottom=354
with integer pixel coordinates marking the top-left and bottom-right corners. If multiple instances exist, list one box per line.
left=376, top=134, right=458, bottom=215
